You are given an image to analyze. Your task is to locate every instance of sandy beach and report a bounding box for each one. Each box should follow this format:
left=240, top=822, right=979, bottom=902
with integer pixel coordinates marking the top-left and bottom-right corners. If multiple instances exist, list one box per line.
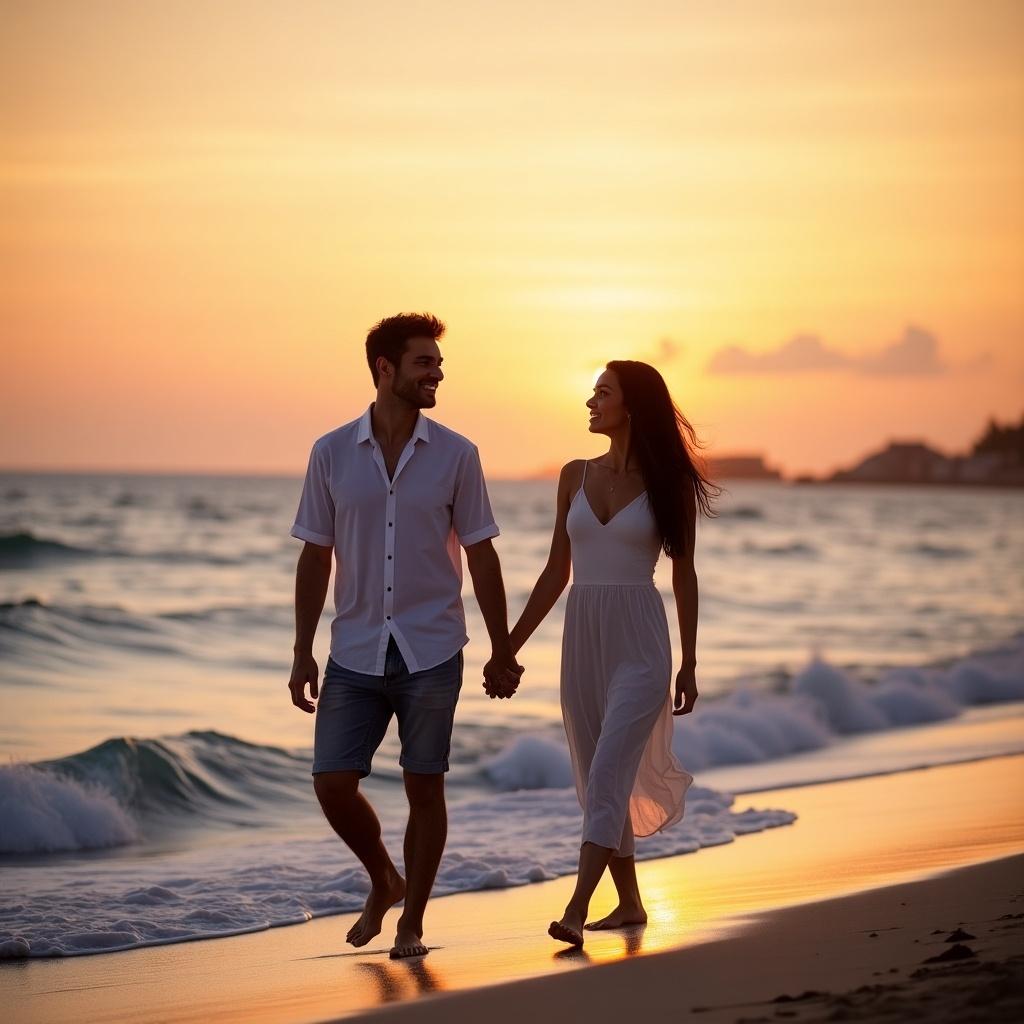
left=356, top=851, right=1024, bottom=1024
left=5, top=753, right=1023, bottom=1024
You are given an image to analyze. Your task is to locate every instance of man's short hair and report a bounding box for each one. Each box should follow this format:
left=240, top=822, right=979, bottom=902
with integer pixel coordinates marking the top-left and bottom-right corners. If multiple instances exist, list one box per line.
left=365, top=313, right=445, bottom=386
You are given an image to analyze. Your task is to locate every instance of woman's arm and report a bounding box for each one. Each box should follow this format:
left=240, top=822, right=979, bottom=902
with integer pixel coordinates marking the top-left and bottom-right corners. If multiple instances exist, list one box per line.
left=508, top=460, right=581, bottom=656
left=671, top=481, right=699, bottom=715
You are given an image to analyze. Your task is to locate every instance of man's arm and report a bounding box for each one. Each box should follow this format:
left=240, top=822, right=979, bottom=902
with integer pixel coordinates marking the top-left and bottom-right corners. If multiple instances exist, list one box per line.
left=289, top=541, right=333, bottom=713
left=464, top=538, right=522, bottom=697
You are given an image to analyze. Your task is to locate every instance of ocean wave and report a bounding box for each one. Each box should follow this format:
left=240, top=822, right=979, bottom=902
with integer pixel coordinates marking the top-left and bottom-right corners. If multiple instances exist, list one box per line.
left=160, top=604, right=293, bottom=628
left=0, top=599, right=185, bottom=661
left=48, top=730, right=307, bottom=814
left=740, top=539, right=819, bottom=557
left=717, top=505, right=765, bottom=520
left=482, top=735, right=575, bottom=790
left=902, top=542, right=972, bottom=559
left=0, top=531, right=97, bottom=567
left=0, top=784, right=795, bottom=958
left=182, top=497, right=233, bottom=521
left=0, top=598, right=297, bottom=662
left=480, top=634, right=1024, bottom=787
left=8, top=633, right=1020, bottom=861
left=1, top=732, right=310, bottom=855
left=0, top=529, right=248, bottom=568
left=0, top=766, right=138, bottom=854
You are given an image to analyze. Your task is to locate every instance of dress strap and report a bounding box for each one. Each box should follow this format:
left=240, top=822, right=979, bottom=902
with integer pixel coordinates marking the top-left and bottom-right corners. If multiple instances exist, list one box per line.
left=572, top=459, right=589, bottom=505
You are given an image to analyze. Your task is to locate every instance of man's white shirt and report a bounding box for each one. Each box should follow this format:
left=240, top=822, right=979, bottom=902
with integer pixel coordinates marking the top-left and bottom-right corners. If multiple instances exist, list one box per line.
left=291, top=405, right=499, bottom=675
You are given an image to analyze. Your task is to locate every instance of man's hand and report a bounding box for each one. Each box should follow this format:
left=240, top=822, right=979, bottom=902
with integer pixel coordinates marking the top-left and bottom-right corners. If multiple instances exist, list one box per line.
left=289, top=651, right=320, bottom=713
left=672, top=663, right=699, bottom=716
left=482, top=651, right=524, bottom=700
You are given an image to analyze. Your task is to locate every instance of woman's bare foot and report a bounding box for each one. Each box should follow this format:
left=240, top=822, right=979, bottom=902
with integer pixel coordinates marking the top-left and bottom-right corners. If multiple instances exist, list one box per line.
left=389, top=921, right=428, bottom=959
left=548, top=907, right=585, bottom=947
left=347, top=872, right=406, bottom=947
left=584, top=903, right=648, bottom=930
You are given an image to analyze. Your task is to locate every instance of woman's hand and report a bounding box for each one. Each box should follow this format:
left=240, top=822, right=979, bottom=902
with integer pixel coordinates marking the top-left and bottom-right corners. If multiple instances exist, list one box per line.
left=672, top=663, right=698, bottom=716
left=482, top=651, right=524, bottom=699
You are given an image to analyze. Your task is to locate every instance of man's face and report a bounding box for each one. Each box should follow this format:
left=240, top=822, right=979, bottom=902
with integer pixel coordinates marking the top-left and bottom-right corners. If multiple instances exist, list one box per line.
left=386, top=336, right=444, bottom=409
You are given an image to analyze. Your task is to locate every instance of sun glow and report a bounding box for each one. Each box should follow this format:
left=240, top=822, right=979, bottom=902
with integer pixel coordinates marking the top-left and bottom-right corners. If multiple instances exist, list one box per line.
left=2, top=1, right=1021, bottom=477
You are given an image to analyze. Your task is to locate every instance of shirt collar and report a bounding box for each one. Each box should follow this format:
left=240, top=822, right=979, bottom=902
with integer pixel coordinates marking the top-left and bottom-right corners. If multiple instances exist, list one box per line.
left=356, top=404, right=431, bottom=446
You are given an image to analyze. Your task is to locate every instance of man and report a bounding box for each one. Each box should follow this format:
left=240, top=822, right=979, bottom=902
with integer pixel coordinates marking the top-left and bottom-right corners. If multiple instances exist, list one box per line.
left=288, top=312, right=521, bottom=960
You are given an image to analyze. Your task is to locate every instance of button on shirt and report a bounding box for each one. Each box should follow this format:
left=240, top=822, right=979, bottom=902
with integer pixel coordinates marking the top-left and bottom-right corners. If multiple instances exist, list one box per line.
left=290, top=406, right=500, bottom=675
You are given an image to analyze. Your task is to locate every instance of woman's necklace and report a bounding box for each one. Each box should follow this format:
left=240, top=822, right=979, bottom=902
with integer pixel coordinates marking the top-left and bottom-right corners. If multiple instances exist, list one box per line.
left=603, top=462, right=634, bottom=494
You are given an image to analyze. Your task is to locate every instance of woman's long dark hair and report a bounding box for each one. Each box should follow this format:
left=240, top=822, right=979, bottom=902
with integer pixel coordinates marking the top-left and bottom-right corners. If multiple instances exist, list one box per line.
left=607, top=360, right=721, bottom=558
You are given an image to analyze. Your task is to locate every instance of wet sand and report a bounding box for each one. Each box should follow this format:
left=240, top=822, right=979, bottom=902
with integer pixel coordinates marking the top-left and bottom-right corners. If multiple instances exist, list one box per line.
left=350, top=853, right=1024, bottom=1024
left=4, top=754, right=1023, bottom=1024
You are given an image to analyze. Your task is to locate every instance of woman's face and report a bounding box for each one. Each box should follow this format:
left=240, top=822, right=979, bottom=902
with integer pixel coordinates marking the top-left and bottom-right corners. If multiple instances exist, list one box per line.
left=586, top=370, right=629, bottom=435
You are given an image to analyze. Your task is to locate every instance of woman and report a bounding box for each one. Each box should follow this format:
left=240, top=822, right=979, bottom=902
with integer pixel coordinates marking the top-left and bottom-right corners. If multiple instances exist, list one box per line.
left=507, top=360, right=719, bottom=945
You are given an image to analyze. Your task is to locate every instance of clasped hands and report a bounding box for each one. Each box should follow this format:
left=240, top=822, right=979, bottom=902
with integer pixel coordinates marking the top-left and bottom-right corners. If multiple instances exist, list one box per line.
left=482, top=649, right=524, bottom=700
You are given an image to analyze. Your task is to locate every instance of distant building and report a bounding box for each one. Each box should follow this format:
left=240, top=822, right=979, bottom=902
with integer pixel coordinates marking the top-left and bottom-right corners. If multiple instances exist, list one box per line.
left=707, top=455, right=781, bottom=480
left=831, top=441, right=950, bottom=483
left=827, top=429, right=1024, bottom=486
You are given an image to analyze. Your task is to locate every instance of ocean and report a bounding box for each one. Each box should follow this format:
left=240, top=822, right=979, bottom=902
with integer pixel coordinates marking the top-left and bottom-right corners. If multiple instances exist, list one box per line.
left=2, top=471, right=1023, bottom=958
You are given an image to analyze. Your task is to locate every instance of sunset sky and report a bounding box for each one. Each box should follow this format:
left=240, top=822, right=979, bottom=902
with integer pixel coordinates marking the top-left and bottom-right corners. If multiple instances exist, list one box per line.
left=2, top=0, right=1022, bottom=478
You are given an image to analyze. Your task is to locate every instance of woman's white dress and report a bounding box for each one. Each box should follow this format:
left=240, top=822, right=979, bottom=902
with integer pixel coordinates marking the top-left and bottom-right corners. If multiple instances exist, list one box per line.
left=561, top=461, right=692, bottom=856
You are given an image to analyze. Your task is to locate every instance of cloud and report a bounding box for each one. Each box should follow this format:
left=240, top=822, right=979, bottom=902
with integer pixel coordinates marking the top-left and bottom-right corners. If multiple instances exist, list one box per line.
left=858, top=325, right=946, bottom=376
left=644, top=337, right=684, bottom=365
left=707, top=333, right=850, bottom=374
left=706, top=325, right=963, bottom=377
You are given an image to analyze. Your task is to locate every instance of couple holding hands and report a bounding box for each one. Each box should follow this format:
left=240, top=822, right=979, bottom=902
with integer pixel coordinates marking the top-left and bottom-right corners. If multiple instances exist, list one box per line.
left=288, top=313, right=716, bottom=959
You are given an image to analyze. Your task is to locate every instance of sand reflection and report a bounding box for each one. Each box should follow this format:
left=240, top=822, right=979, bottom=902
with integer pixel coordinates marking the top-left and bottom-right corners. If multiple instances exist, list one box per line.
left=357, top=955, right=445, bottom=1003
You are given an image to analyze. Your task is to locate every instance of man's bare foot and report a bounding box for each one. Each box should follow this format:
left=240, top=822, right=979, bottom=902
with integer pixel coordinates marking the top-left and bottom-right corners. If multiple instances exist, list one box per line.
left=548, top=908, right=585, bottom=947
left=389, top=921, right=428, bottom=959
left=347, top=873, right=406, bottom=947
left=584, top=904, right=648, bottom=930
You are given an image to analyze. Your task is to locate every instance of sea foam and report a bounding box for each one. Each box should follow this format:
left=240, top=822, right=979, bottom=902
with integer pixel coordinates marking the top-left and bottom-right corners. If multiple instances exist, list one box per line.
left=0, top=784, right=794, bottom=958
left=0, top=765, right=137, bottom=854
left=481, top=635, right=1024, bottom=785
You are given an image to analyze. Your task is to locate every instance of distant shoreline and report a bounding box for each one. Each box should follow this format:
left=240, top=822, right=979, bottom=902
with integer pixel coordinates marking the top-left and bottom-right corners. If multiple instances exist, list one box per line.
left=790, top=476, right=1024, bottom=488
left=3, top=466, right=1024, bottom=488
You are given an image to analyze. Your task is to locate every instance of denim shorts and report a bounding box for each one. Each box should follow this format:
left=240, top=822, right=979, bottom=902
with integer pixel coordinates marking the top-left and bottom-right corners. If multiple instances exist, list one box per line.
left=312, top=636, right=463, bottom=777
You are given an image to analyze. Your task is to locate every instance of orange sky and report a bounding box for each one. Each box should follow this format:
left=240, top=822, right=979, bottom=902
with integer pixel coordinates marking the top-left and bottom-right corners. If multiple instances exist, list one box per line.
left=2, top=0, right=1022, bottom=478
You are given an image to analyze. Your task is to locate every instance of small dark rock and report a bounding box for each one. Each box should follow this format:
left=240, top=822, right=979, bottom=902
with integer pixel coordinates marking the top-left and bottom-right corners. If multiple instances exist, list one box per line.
left=945, top=928, right=976, bottom=942
left=923, top=942, right=977, bottom=964
left=770, top=990, right=824, bottom=1004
